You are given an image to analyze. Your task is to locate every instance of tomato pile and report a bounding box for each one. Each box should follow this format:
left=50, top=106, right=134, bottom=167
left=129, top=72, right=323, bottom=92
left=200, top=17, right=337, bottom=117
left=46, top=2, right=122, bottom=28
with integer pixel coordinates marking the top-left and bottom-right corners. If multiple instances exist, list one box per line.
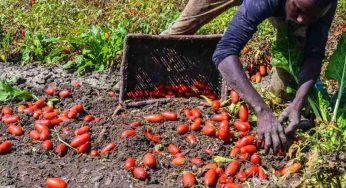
left=127, top=80, right=218, bottom=100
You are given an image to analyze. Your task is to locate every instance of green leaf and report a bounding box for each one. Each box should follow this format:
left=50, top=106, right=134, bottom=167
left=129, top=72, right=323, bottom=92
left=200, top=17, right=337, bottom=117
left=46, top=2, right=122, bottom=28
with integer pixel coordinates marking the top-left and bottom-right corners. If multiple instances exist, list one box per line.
left=326, top=33, right=346, bottom=83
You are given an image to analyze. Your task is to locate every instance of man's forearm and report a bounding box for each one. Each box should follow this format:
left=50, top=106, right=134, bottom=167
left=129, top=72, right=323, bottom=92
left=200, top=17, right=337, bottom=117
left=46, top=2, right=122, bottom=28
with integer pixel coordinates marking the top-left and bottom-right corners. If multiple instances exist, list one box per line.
left=292, top=58, right=323, bottom=110
left=218, top=55, right=270, bottom=114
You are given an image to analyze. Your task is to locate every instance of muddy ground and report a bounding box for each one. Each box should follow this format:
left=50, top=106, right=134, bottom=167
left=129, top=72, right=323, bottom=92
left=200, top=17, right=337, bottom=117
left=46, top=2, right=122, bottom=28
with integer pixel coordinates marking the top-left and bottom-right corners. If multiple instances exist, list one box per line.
left=0, top=62, right=288, bottom=188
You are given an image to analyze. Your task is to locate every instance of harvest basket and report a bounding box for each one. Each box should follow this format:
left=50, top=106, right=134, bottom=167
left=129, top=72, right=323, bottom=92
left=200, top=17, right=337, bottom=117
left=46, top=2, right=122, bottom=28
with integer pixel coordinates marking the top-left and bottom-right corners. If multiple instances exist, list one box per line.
left=119, top=34, right=228, bottom=105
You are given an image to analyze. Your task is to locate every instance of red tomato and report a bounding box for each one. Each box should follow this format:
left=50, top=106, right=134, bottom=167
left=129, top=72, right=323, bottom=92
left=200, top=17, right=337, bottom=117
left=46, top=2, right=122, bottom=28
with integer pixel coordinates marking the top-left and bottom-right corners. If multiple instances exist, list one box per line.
left=70, top=133, right=90, bottom=148
left=17, top=105, right=26, bottom=113
left=45, top=178, right=67, bottom=188
left=237, top=135, right=255, bottom=148
left=217, top=174, right=234, bottom=185
left=240, top=145, right=257, bottom=154
left=229, top=147, right=240, bottom=158
left=167, top=144, right=180, bottom=155
left=183, top=109, right=193, bottom=119
left=90, top=150, right=99, bottom=157
left=124, top=157, right=136, bottom=170
left=216, top=167, right=225, bottom=177
left=43, top=106, right=54, bottom=113
left=71, top=104, right=84, bottom=112
left=190, top=108, right=201, bottom=119
left=193, top=80, right=206, bottom=89
left=225, top=160, right=240, bottom=176
left=245, top=166, right=259, bottom=177
left=186, top=134, right=198, bottom=145
left=182, top=171, right=195, bottom=188
left=94, top=117, right=101, bottom=122
left=259, top=65, right=267, bottom=76
left=191, top=118, right=202, bottom=131
left=177, top=124, right=189, bottom=135
left=204, top=168, right=217, bottom=186
left=35, top=99, right=45, bottom=108
left=162, top=111, right=178, bottom=121
left=133, top=167, right=147, bottom=180
left=239, top=153, right=249, bottom=161
left=100, top=142, right=116, bottom=155
left=190, top=158, right=204, bottom=165
left=143, top=129, right=161, bottom=143
left=258, top=167, right=268, bottom=180
left=77, top=141, right=90, bottom=154
left=218, top=120, right=230, bottom=142
left=67, top=110, right=78, bottom=119
left=144, top=114, right=164, bottom=123
left=50, top=119, right=63, bottom=126
left=238, top=105, right=248, bottom=122
left=74, top=126, right=90, bottom=136
left=45, top=88, right=55, bottom=96
left=55, top=144, right=67, bottom=156
left=0, top=141, right=11, bottom=154
left=143, top=153, right=156, bottom=168
left=255, top=72, right=262, bottom=83
left=40, top=128, right=50, bottom=141
left=171, top=157, right=185, bottom=166
left=202, top=124, right=215, bottom=137
left=73, top=81, right=81, bottom=87
left=42, top=140, right=53, bottom=150
left=2, top=116, right=20, bottom=124
left=83, top=115, right=94, bottom=122
left=130, top=121, right=142, bottom=127
left=234, top=121, right=251, bottom=132
left=108, top=91, right=116, bottom=97
left=29, top=130, right=40, bottom=140
left=7, top=125, right=23, bottom=136
left=212, top=114, right=228, bottom=122
left=44, top=111, right=58, bottom=120
left=224, top=183, right=242, bottom=188
left=211, top=100, right=221, bottom=111
left=1, top=107, right=12, bottom=115
left=120, top=130, right=136, bottom=139
left=33, top=110, right=42, bottom=119
left=250, top=154, right=261, bottom=165
left=236, top=171, right=247, bottom=182
left=230, top=90, right=240, bottom=104
left=59, top=90, right=70, bottom=98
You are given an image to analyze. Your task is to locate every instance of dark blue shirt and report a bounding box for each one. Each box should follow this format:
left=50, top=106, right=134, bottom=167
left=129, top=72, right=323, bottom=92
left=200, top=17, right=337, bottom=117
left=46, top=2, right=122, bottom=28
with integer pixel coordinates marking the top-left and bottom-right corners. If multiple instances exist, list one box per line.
left=212, top=0, right=337, bottom=66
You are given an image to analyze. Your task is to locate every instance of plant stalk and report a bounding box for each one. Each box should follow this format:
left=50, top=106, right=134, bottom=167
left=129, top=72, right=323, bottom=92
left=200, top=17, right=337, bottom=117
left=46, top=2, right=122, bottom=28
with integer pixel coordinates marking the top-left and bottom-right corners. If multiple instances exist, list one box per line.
left=332, top=54, right=346, bottom=122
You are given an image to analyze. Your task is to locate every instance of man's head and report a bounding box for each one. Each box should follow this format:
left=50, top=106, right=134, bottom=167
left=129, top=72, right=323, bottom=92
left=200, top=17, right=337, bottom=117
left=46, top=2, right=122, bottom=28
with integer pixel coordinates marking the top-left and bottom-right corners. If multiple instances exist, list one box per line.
left=286, top=0, right=335, bottom=25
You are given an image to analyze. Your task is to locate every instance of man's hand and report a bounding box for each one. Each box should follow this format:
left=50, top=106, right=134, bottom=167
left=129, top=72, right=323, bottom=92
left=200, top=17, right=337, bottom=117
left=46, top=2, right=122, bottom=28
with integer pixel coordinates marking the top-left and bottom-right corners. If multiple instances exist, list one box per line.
left=256, top=109, right=287, bottom=154
left=279, top=103, right=301, bottom=136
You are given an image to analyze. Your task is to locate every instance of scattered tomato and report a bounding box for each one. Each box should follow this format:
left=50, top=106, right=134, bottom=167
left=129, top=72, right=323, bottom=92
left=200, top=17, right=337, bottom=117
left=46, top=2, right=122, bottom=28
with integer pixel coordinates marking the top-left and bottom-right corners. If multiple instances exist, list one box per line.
left=167, top=144, right=180, bottom=155
left=186, top=134, right=198, bottom=145
left=55, top=144, right=67, bottom=156
left=172, top=157, right=185, bottom=166
left=29, top=130, right=40, bottom=140
left=177, top=124, right=189, bottom=135
left=73, top=81, right=81, bottom=87
left=162, top=111, right=178, bottom=121
left=236, top=171, right=247, bottom=182
left=230, top=90, right=240, bottom=104
left=0, top=141, right=11, bottom=154
left=250, top=154, right=261, bottom=165
left=133, top=167, right=147, bottom=180
left=202, top=124, right=215, bottom=136
left=90, top=150, right=99, bottom=157
left=211, top=100, right=221, bottom=111
left=45, top=177, right=67, bottom=188
left=240, top=145, right=257, bottom=154
left=100, top=142, right=116, bottom=155
left=42, top=140, right=53, bottom=150
left=204, top=168, right=217, bottom=186
left=59, top=90, right=70, bottom=98
left=130, top=121, right=141, bottom=127
left=35, top=99, right=45, bottom=108
left=1, top=107, right=12, bottom=115
left=7, top=124, right=23, bottom=136
left=225, top=160, right=240, bottom=176
left=77, top=141, right=90, bottom=154
left=191, top=118, right=202, bottom=131
left=143, top=153, right=156, bottom=168
left=70, top=133, right=90, bottom=148
left=229, top=147, right=240, bottom=158
left=245, top=166, right=259, bottom=177
left=190, top=158, right=203, bottom=165
left=238, top=105, right=248, bottom=122
left=144, top=114, right=164, bottom=123
left=182, top=171, right=195, bottom=188
left=45, top=88, right=55, bottom=96
left=83, top=115, right=94, bottom=122
left=236, top=135, right=255, bottom=148
left=124, top=157, right=136, bottom=170
left=234, top=121, right=251, bottom=132
left=120, top=130, right=137, bottom=139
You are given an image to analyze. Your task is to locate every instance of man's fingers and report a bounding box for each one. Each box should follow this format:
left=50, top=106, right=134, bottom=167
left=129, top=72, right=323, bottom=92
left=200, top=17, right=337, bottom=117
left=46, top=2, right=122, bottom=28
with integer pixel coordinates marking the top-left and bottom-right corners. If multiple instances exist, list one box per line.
left=278, top=125, right=288, bottom=152
left=278, top=111, right=289, bottom=123
left=271, top=131, right=281, bottom=154
left=264, top=132, right=272, bottom=154
left=256, top=133, right=264, bottom=148
left=284, top=119, right=299, bottom=135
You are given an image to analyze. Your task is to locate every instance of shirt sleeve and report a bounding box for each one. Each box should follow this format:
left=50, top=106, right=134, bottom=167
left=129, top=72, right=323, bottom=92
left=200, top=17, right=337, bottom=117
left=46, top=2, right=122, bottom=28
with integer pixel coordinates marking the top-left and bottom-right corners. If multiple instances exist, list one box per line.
left=212, top=0, right=275, bottom=66
left=305, top=2, right=336, bottom=60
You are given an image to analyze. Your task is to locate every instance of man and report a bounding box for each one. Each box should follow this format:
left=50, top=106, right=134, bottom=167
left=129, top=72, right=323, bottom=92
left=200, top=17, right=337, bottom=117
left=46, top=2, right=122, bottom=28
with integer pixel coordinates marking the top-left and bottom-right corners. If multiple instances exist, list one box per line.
left=163, top=0, right=337, bottom=153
